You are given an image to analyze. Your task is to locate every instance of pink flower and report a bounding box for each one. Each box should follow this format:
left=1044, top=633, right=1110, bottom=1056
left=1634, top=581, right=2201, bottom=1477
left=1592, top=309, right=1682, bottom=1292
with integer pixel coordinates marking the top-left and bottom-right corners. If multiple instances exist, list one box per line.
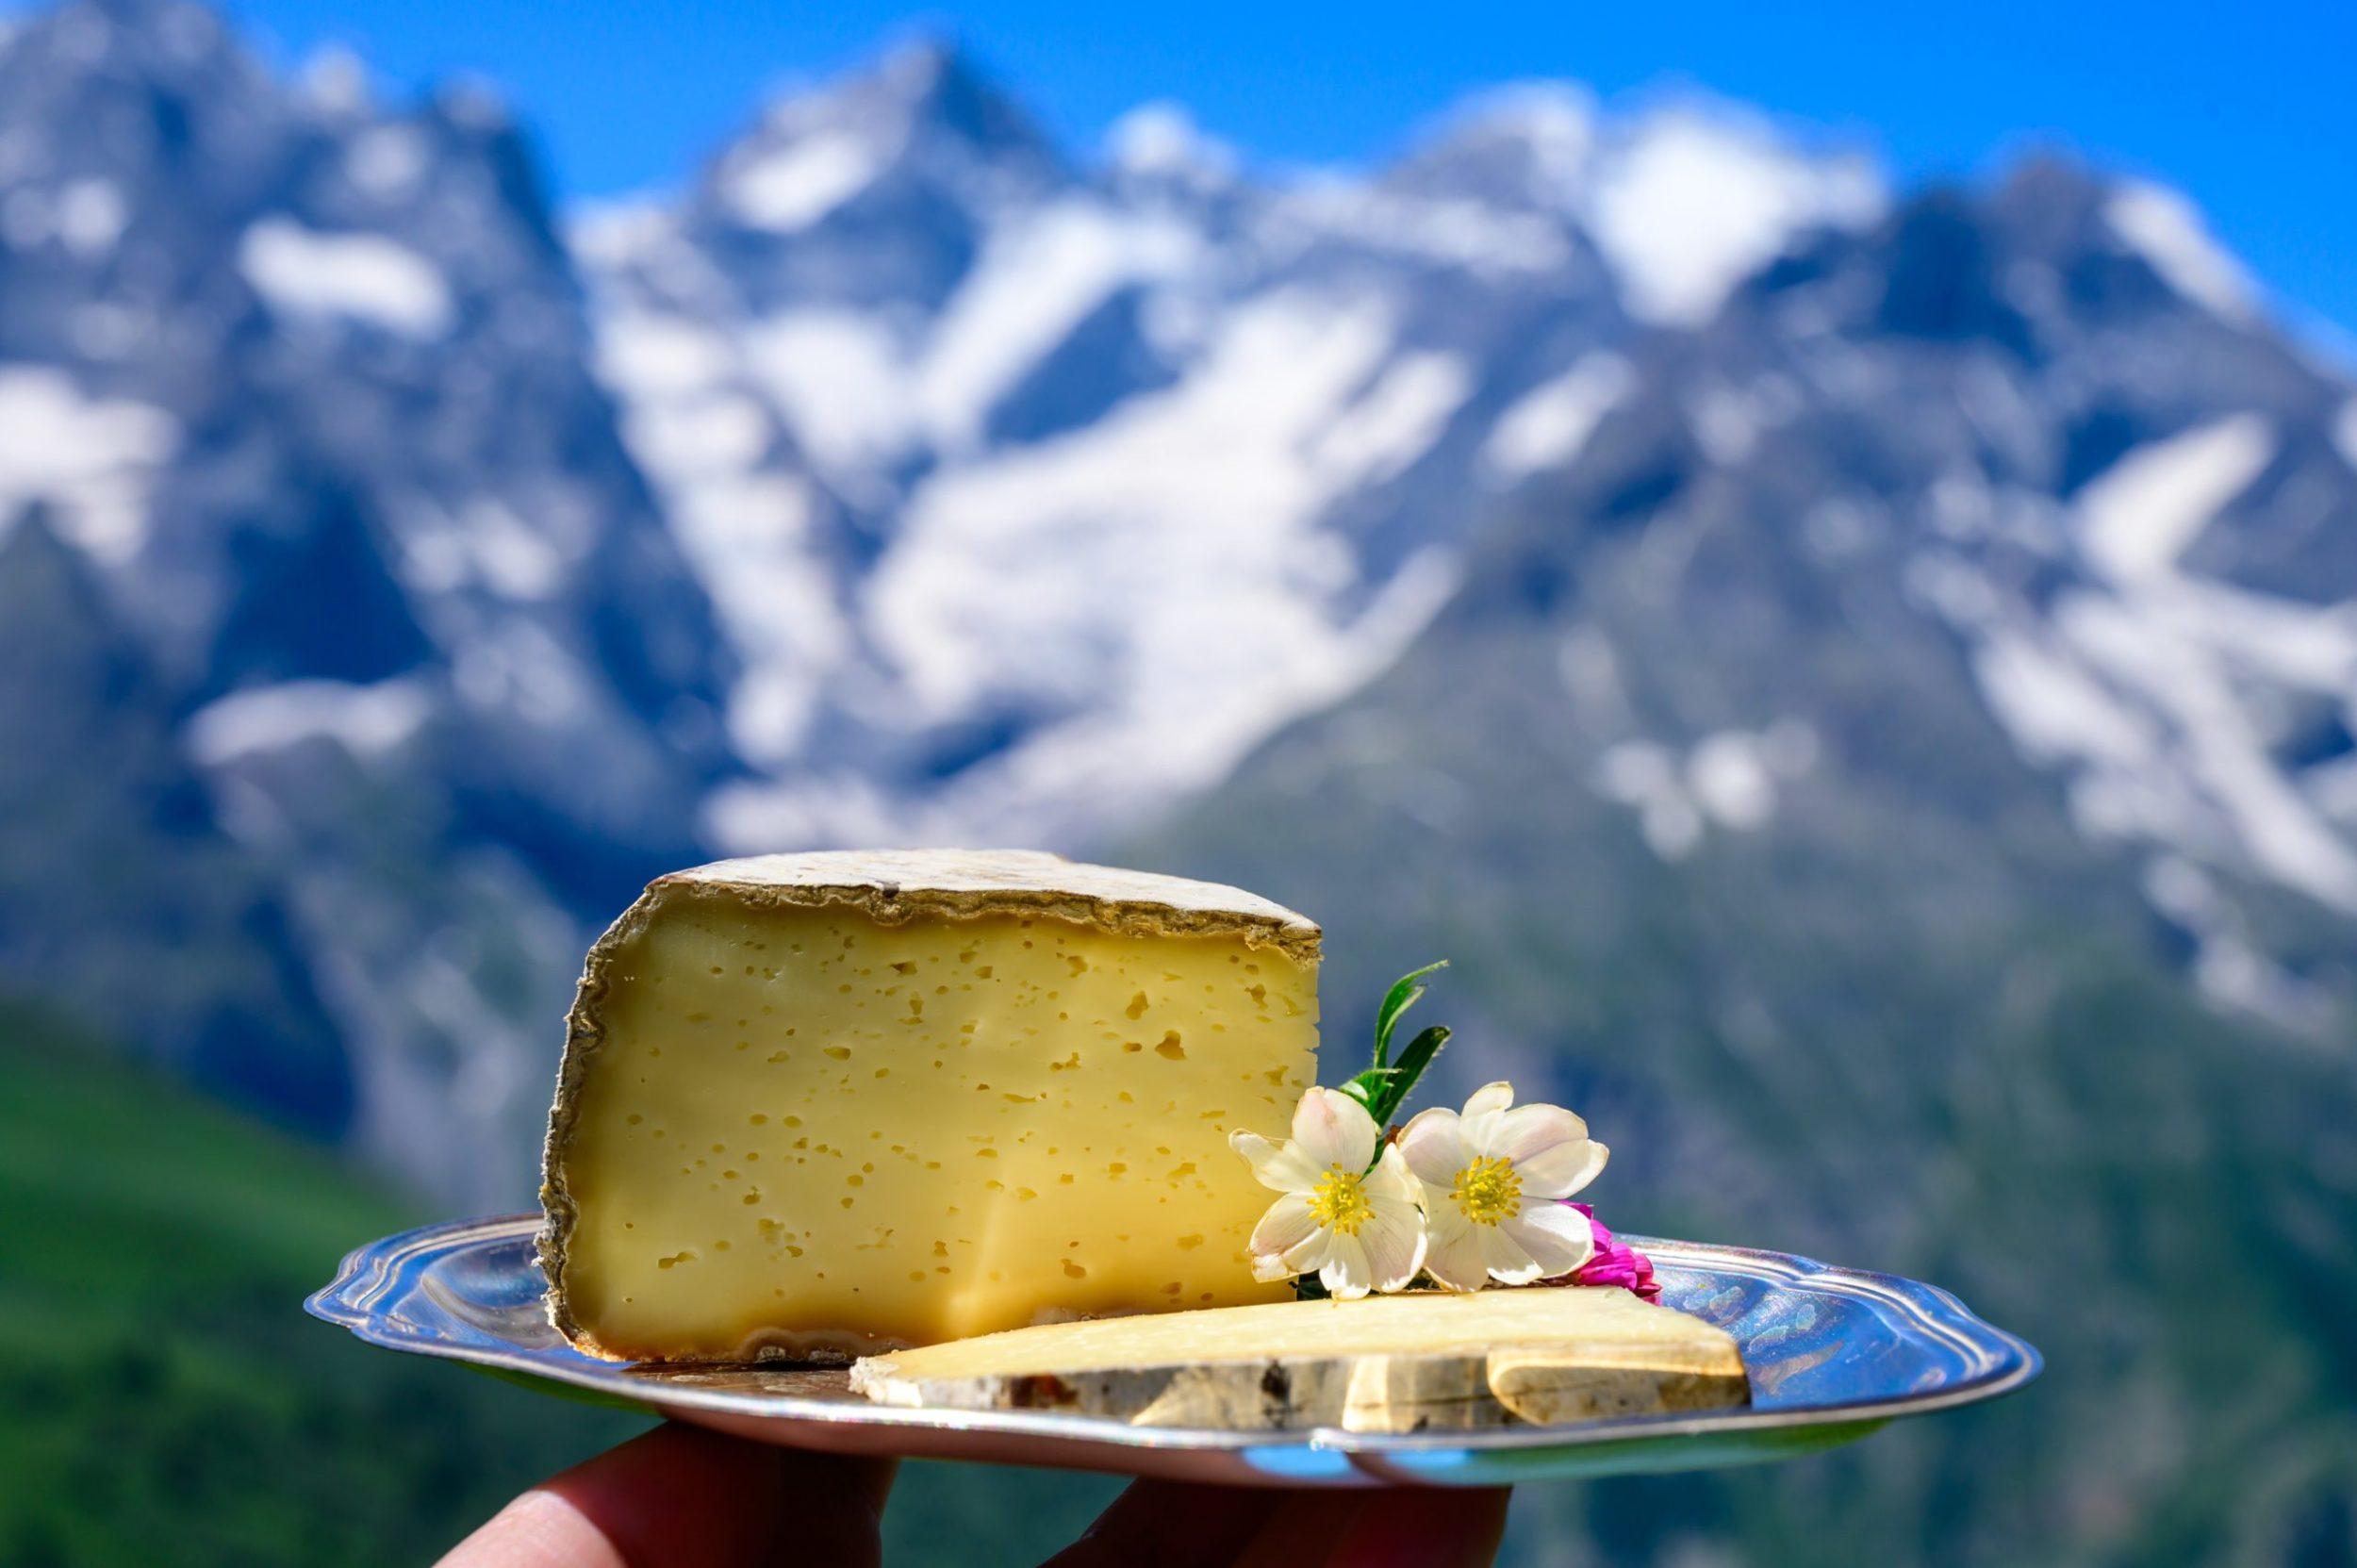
left=1546, top=1202, right=1661, bottom=1303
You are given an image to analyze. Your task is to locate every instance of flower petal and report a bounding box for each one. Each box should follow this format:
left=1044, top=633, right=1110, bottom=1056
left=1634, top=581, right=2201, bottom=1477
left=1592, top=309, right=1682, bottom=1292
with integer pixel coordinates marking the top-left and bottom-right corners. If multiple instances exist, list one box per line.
left=1459, top=1081, right=1516, bottom=1158
left=1366, top=1142, right=1425, bottom=1206
left=1527, top=1137, right=1607, bottom=1199
left=1360, top=1199, right=1427, bottom=1294
left=1490, top=1104, right=1608, bottom=1197
left=1293, top=1086, right=1376, bottom=1174
left=1488, top=1101, right=1587, bottom=1161
left=1230, top=1129, right=1322, bottom=1194
left=1319, top=1232, right=1373, bottom=1299
left=1462, top=1081, right=1517, bottom=1119
left=1249, top=1192, right=1320, bottom=1260
left=1279, top=1223, right=1333, bottom=1279
left=1479, top=1221, right=1545, bottom=1286
left=1421, top=1203, right=1489, bottom=1291
left=1501, top=1200, right=1597, bottom=1278
left=1397, top=1106, right=1465, bottom=1187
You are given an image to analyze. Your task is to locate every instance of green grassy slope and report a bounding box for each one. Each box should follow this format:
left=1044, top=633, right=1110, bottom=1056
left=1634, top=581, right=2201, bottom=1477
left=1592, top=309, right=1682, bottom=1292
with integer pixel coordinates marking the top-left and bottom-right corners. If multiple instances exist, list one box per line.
left=0, top=1010, right=645, bottom=1566
left=0, top=1011, right=1119, bottom=1566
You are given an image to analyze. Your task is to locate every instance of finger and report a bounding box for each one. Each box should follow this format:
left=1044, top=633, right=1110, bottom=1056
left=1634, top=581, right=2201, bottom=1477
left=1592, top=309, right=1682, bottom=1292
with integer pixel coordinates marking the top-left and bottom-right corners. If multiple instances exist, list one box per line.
left=1038, top=1478, right=1288, bottom=1568
left=436, top=1422, right=894, bottom=1568
left=1324, top=1486, right=1512, bottom=1568
left=1228, top=1491, right=1364, bottom=1568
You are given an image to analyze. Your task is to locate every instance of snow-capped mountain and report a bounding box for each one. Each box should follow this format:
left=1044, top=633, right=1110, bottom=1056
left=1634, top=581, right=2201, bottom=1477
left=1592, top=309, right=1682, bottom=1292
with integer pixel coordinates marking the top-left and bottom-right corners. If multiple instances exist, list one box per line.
left=6, top=8, right=2356, bottom=1560
left=0, top=0, right=729, bottom=1200
left=576, top=42, right=1882, bottom=850
left=2, top=0, right=2352, bottom=1218
left=1132, top=157, right=2357, bottom=1568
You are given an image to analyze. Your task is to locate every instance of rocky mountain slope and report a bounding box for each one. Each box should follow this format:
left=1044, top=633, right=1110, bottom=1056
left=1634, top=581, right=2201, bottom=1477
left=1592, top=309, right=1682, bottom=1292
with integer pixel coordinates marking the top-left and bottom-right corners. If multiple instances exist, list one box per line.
left=1, top=0, right=2351, bottom=1224
left=1135, top=160, right=2357, bottom=1568
left=5, top=2, right=2356, bottom=1562
left=0, top=0, right=727, bottom=1199
left=578, top=41, right=1879, bottom=849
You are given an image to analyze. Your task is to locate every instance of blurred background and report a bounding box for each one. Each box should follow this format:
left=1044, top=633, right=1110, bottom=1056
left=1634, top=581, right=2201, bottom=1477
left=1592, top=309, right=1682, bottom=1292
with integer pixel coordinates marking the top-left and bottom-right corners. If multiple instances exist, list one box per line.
left=2, top=0, right=2354, bottom=1561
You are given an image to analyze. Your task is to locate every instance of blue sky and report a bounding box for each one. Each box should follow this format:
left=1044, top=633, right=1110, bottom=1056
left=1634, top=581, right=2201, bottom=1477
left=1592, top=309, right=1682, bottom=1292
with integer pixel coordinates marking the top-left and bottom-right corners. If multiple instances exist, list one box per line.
left=80, top=0, right=2357, bottom=336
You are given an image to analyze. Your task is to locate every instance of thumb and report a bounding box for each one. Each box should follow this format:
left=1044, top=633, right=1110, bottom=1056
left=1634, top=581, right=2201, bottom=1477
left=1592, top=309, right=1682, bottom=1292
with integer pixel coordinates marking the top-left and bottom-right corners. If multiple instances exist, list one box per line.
left=437, top=1422, right=895, bottom=1568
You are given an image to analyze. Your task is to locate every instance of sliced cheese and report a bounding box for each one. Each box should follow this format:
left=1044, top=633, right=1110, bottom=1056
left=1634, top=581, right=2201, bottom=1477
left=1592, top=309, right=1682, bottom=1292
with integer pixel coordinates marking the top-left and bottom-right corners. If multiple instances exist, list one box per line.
left=850, top=1287, right=1749, bottom=1432
left=539, top=850, right=1321, bottom=1362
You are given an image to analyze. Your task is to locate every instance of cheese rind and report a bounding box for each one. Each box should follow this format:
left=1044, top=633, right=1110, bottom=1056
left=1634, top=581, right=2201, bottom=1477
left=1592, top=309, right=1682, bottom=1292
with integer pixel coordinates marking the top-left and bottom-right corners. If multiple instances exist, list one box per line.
left=540, top=850, right=1321, bottom=1362
left=849, top=1288, right=1750, bottom=1432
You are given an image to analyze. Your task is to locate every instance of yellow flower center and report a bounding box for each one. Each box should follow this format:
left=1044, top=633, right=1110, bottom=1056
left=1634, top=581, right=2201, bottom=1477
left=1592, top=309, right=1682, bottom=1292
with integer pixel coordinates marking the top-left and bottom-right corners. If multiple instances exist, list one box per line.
left=1451, top=1156, right=1524, bottom=1226
left=1309, top=1167, right=1375, bottom=1236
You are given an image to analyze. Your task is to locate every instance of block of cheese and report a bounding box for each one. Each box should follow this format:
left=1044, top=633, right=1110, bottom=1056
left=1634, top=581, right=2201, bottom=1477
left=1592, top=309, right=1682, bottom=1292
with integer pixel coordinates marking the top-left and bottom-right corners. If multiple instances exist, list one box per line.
left=849, top=1287, right=1749, bottom=1433
left=539, top=850, right=1321, bottom=1363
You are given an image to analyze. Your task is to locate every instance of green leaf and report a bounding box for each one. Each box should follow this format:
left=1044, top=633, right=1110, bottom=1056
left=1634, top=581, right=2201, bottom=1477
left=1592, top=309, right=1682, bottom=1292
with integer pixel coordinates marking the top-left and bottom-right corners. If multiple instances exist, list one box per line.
left=1373, top=961, right=1449, bottom=1068
left=1341, top=1067, right=1394, bottom=1111
left=1372, top=1025, right=1451, bottom=1126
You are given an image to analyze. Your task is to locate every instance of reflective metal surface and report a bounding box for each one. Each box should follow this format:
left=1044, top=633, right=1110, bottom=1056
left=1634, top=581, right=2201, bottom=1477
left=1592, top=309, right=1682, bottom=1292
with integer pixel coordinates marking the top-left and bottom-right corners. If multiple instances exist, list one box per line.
left=307, top=1214, right=2039, bottom=1488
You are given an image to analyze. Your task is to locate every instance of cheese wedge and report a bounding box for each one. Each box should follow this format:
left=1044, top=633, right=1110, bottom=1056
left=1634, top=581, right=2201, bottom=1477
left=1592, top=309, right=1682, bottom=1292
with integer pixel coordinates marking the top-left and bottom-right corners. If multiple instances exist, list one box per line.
left=849, top=1287, right=1748, bottom=1432
left=539, top=850, right=1321, bottom=1362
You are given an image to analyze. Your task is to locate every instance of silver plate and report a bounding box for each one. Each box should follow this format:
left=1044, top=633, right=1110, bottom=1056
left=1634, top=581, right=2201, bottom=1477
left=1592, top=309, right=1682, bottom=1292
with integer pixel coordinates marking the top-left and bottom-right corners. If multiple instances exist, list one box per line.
left=307, top=1214, right=2039, bottom=1488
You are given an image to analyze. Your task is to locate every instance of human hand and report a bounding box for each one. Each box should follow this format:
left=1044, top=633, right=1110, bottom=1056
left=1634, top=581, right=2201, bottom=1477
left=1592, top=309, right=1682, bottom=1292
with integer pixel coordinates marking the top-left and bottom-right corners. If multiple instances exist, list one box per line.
left=438, top=1422, right=1509, bottom=1568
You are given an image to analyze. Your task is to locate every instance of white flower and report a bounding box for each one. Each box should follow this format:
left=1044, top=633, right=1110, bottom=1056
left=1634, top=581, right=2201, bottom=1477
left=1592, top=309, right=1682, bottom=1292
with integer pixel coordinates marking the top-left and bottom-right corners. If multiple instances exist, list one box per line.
left=1399, top=1081, right=1608, bottom=1291
left=1228, top=1086, right=1426, bottom=1299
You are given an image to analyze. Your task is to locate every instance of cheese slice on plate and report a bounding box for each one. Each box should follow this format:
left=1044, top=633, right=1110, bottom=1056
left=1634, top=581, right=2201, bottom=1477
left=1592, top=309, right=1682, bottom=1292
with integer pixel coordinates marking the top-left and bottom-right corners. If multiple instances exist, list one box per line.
left=850, top=1287, right=1749, bottom=1432
left=539, top=850, right=1321, bottom=1362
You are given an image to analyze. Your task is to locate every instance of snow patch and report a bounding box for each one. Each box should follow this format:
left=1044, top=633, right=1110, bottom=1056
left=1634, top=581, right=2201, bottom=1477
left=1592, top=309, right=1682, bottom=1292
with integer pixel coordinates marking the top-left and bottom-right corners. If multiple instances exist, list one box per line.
left=744, top=310, right=913, bottom=471
left=187, top=679, right=432, bottom=766
left=1276, top=181, right=1575, bottom=276
left=1595, top=742, right=1703, bottom=858
left=2142, top=857, right=2339, bottom=1036
left=2078, top=416, right=2272, bottom=581
left=2103, top=182, right=2256, bottom=320
left=1107, top=103, right=1237, bottom=182
left=1481, top=355, right=1631, bottom=485
left=345, top=126, right=430, bottom=198
left=1590, top=107, right=1882, bottom=326
left=55, top=180, right=126, bottom=256
left=668, top=473, right=847, bottom=765
left=810, top=290, right=1464, bottom=843
left=239, top=219, right=453, bottom=338
left=723, top=131, right=878, bottom=231
left=2061, top=591, right=2357, bottom=910
left=1970, top=627, right=2157, bottom=767
left=871, top=290, right=1400, bottom=723
left=297, top=44, right=371, bottom=113
left=598, top=312, right=734, bottom=398
left=622, top=391, right=772, bottom=474
left=1689, top=732, right=1776, bottom=829
left=921, top=201, right=1197, bottom=447
left=1595, top=723, right=1813, bottom=857
left=567, top=200, right=670, bottom=267
left=0, top=368, right=177, bottom=564
left=1439, top=81, right=1599, bottom=191
left=1310, top=351, right=1472, bottom=489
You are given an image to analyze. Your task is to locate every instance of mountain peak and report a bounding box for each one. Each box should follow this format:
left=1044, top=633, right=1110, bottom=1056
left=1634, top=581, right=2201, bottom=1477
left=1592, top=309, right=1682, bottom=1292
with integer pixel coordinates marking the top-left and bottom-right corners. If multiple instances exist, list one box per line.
left=1983, top=153, right=2260, bottom=322
left=1386, top=80, right=1598, bottom=209
left=866, top=34, right=973, bottom=105
left=1104, top=102, right=1238, bottom=193
left=697, top=34, right=1060, bottom=237
left=1387, top=82, right=1882, bottom=327
left=747, top=33, right=1047, bottom=161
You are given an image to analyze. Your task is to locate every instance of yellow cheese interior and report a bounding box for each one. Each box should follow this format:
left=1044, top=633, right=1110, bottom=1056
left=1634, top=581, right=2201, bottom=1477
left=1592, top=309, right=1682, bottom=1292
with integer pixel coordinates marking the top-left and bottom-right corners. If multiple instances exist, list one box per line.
left=554, top=892, right=1319, bottom=1359
left=860, top=1287, right=1741, bottom=1381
